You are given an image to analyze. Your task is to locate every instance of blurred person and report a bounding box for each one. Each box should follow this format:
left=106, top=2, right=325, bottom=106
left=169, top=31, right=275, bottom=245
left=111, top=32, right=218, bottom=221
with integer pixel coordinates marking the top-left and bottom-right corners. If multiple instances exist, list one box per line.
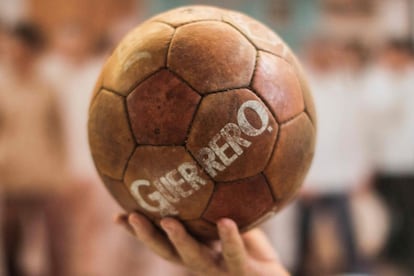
left=296, top=38, right=372, bottom=275
left=363, top=39, right=414, bottom=273
left=39, top=21, right=186, bottom=276
left=0, top=22, right=66, bottom=276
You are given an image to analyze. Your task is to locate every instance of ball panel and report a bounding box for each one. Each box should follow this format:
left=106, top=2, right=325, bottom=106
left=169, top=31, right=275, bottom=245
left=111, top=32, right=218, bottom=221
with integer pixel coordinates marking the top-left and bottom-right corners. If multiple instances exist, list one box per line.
left=222, top=10, right=288, bottom=58
left=88, top=90, right=135, bottom=179
left=187, top=89, right=278, bottom=182
left=168, top=21, right=256, bottom=94
left=100, top=175, right=140, bottom=212
left=264, top=113, right=315, bottom=202
left=203, top=174, right=274, bottom=228
left=127, top=70, right=201, bottom=145
left=150, top=5, right=223, bottom=27
left=290, top=57, right=317, bottom=125
left=89, top=67, right=105, bottom=108
left=123, top=146, right=214, bottom=220
left=252, top=51, right=305, bottom=123
left=102, top=22, right=174, bottom=95
left=240, top=207, right=277, bottom=232
left=183, top=219, right=219, bottom=241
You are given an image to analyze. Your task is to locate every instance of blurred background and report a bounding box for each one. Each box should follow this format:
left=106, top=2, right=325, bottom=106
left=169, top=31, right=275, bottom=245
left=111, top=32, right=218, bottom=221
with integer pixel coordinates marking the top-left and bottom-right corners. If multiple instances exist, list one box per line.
left=0, top=0, right=413, bottom=275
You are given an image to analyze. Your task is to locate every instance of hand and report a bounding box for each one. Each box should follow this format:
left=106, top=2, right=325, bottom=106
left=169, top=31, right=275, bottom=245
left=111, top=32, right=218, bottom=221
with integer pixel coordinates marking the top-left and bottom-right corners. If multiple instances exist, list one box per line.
left=115, top=212, right=289, bottom=276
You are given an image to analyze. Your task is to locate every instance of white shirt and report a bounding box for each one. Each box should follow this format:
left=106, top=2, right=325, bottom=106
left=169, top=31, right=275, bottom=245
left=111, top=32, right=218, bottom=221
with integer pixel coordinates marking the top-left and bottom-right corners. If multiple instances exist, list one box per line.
left=39, top=54, right=104, bottom=180
left=0, top=69, right=65, bottom=194
left=363, top=65, right=414, bottom=174
left=304, top=69, right=371, bottom=193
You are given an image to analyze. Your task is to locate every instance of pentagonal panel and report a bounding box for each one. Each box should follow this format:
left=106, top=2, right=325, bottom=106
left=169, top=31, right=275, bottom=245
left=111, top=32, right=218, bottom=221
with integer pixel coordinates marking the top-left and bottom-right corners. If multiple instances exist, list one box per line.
left=123, top=146, right=214, bottom=220
left=100, top=175, right=140, bottom=212
left=252, top=51, right=305, bottom=123
left=264, top=113, right=315, bottom=203
left=102, top=22, right=174, bottom=95
left=88, top=90, right=135, bottom=179
left=127, top=70, right=201, bottom=145
left=150, top=5, right=223, bottom=27
left=223, top=10, right=293, bottom=61
left=203, top=174, right=274, bottom=228
left=187, top=89, right=278, bottom=182
left=290, top=56, right=317, bottom=125
left=183, top=219, right=218, bottom=241
left=168, top=21, right=256, bottom=94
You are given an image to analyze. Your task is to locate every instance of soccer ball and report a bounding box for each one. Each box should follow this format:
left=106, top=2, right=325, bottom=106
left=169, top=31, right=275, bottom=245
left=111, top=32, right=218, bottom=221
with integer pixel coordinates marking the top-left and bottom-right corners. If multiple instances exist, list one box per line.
left=88, top=5, right=316, bottom=240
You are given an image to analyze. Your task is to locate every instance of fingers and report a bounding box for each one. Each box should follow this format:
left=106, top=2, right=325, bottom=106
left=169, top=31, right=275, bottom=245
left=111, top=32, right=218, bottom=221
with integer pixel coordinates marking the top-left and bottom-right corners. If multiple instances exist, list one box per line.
left=161, top=217, right=218, bottom=274
left=217, top=218, right=248, bottom=274
left=242, top=228, right=279, bottom=262
left=128, top=213, right=181, bottom=263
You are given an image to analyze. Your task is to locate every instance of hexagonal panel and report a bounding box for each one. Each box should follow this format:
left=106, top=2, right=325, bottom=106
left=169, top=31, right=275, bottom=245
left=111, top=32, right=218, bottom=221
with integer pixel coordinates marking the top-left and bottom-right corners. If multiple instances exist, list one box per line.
left=252, top=51, right=305, bottom=123
left=127, top=70, right=201, bottom=145
left=88, top=90, right=135, bottom=179
left=168, top=21, right=256, bottom=94
left=123, top=146, right=214, bottom=220
left=102, top=22, right=174, bottom=95
left=187, top=89, right=278, bottom=182
left=240, top=207, right=278, bottom=233
left=89, top=68, right=104, bottom=107
left=183, top=219, right=218, bottom=241
left=264, top=113, right=315, bottom=203
left=150, top=5, right=223, bottom=27
left=100, top=174, right=140, bottom=212
left=203, top=174, right=274, bottom=228
left=223, top=10, right=293, bottom=61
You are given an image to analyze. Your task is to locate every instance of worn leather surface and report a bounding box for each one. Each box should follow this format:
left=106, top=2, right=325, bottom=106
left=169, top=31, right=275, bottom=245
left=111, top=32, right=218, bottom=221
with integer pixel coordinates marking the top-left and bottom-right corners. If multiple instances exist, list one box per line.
left=88, top=5, right=316, bottom=240
left=127, top=70, right=200, bottom=145
left=89, top=90, right=135, bottom=179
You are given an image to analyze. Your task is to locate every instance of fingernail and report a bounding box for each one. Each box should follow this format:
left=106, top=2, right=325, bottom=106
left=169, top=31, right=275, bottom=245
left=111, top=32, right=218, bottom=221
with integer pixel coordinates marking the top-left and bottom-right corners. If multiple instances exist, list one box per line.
left=128, top=214, right=141, bottom=228
left=217, top=218, right=231, bottom=238
left=160, top=219, right=174, bottom=234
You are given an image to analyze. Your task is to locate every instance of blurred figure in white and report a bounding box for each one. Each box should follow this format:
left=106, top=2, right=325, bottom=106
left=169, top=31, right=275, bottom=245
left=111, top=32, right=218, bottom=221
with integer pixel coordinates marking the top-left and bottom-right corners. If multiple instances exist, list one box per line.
left=296, top=38, right=372, bottom=275
left=39, top=22, right=109, bottom=276
left=0, top=22, right=66, bottom=276
left=39, top=20, right=186, bottom=276
left=363, top=39, right=414, bottom=274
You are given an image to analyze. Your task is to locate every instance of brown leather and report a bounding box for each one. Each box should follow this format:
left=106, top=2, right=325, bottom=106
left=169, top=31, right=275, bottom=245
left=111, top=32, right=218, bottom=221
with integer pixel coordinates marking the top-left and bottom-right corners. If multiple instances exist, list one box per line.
left=88, top=90, right=135, bottom=179
left=252, top=51, right=305, bottom=123
left=264, top=113, right=316, bottom=205
left=89, top=66, right=104, bottom=107
left=168, top=21, right=256, bottom=94
left=183, top=219, right=219, bottom=240
left=222, top=10, right=287, bottom=59
left=187, top=89, right=278, bottom=182
left=102, top=21, right=174, bottom=95
left=150, top=5, right=224, bottom=27
left=100, top=174, right=140, bottom=212
left=203, top=174, right=274, bottom=228
left=123, top=146, right=214, bottom=220
left=290, top=56, right=318, bottom=125
left=127, top=70, right=200, bottom=145
left=88, top=5, right=316, bottom=240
